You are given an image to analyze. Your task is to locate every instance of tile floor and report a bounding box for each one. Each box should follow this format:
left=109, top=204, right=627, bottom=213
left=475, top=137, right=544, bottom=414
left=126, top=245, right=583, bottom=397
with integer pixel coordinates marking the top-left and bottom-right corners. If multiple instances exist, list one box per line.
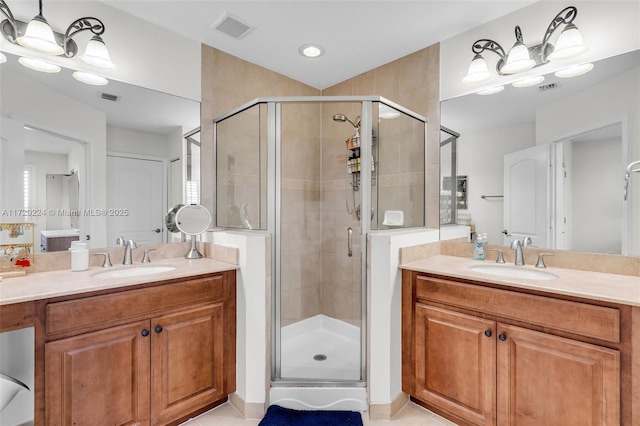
left=181, top=401, right=459, bottom=426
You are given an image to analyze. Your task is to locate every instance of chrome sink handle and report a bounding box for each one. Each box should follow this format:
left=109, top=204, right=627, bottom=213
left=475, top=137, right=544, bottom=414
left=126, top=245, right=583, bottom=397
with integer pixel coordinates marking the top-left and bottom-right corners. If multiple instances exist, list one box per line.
left=487, top=248, right=505, bottom=263
left=536, top=253, right=555, bottom=268
left=94, top=252, right=112, bottom=268
left=142, top=248, right=156, bottom=263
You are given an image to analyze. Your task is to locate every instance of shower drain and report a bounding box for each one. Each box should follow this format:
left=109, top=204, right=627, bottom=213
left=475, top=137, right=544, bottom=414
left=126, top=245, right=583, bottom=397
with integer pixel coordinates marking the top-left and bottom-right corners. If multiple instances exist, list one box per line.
left=313, top=354, right=327, bottom=361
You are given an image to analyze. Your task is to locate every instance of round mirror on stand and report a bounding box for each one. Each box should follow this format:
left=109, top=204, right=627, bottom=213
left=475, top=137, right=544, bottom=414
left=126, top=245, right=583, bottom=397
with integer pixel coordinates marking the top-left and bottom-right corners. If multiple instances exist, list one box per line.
left=166, top=204, right=211, bottom=259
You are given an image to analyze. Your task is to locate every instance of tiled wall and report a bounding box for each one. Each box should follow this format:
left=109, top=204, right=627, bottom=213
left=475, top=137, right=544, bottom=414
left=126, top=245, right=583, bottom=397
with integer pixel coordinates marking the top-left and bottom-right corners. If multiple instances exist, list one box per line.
left=201, top=43, right=440, bottom=326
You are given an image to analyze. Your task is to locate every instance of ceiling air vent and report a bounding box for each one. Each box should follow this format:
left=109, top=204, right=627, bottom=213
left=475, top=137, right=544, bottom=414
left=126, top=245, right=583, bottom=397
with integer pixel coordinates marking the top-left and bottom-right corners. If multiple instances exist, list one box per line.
left=213, top=12, right=254, bottom=39
left=538, top=83, right=559, bottom=92
left=100, top=93, right=119, bottom=102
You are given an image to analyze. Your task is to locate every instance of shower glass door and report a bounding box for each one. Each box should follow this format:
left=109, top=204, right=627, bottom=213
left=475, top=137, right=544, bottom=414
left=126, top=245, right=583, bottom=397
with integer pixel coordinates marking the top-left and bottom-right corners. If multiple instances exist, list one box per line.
left=275, top=100, right=365, bottom=383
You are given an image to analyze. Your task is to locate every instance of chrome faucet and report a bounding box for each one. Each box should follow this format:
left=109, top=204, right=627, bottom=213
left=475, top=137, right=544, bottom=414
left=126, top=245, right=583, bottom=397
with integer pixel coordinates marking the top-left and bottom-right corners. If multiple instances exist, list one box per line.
left=510, top=237, right=532, bottom=266
left=123, top=239, right=137, bottom=265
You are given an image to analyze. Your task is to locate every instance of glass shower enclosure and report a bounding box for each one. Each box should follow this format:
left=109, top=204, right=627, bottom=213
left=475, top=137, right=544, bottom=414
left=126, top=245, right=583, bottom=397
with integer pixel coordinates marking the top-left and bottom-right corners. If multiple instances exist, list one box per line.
left=214, top=97, right=427, bottom=390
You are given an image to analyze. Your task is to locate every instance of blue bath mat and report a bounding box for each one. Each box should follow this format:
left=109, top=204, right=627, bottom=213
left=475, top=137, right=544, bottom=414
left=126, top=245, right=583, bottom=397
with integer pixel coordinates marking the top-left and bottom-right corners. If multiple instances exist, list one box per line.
left=258, top=405, right=363, bottom=425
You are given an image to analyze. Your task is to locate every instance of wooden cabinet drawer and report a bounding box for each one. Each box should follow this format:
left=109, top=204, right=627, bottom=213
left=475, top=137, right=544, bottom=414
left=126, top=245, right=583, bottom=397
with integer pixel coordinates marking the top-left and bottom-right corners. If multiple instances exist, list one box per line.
left=46, top=275, right=224, bottom=336
left=415, top=276, right=620, bottom=343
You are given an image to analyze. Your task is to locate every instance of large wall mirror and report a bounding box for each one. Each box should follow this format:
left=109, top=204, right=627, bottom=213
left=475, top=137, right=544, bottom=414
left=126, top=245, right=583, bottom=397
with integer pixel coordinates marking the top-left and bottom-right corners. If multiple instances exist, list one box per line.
left=440, top=50, right=640, bottom=257
left=0, top=52, right=200, bottom=252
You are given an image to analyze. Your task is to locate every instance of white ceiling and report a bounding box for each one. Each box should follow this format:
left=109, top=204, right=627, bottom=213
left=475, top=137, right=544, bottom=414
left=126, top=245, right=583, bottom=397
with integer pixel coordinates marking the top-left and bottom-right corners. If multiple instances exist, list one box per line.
left=99, top=0, right=538, bottom=90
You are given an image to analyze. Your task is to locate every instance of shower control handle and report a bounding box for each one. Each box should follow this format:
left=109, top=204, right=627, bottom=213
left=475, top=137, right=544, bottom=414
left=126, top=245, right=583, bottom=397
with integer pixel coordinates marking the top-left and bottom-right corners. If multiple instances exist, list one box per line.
left=347, top=227, right=353, bottom=257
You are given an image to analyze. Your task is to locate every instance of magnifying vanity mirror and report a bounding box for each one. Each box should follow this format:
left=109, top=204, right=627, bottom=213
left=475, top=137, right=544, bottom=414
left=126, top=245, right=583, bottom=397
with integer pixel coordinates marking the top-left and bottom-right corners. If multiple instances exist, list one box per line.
left=0, top=52, right=200, bottom=252
left=170, top=204, right=211, bottom=259
left=440, top=50, right=640, bottom=257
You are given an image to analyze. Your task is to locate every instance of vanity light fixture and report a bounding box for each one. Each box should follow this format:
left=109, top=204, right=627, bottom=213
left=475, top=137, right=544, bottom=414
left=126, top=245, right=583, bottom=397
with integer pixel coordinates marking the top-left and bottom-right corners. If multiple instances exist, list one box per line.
left=0, top=0, right=115, bottom=83
left=463, top=6, right=588, bottom=84
left=299, top=43, right=324, bottom=58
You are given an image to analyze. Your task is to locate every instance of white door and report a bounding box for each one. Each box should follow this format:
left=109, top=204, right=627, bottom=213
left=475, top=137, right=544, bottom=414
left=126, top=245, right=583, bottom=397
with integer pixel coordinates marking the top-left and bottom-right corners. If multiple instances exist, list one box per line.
left=107, top=155, right=165, bottom=247
left=503, top=144, right=550, bottom=248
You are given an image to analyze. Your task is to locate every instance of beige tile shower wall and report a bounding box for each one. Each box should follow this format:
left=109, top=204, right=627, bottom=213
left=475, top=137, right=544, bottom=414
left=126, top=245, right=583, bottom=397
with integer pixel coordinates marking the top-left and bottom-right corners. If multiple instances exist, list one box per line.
left=280, top=103, right=323, bottom=326
left=321, top=101, right=363, bottom=325
left=201, top=45, right=320, bottom=221
left=322, top=44, right=441, bottom=229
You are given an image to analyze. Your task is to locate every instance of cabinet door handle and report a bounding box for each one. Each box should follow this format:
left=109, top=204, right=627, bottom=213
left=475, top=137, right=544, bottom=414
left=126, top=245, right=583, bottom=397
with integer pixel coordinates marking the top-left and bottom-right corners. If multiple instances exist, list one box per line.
left=155, top=326, right=163, bottom=333
left=484, top=330, right=492, bottom=337
left=141, top=329, right=150, bottom=337
left=498, top=333, right=507, bottom=341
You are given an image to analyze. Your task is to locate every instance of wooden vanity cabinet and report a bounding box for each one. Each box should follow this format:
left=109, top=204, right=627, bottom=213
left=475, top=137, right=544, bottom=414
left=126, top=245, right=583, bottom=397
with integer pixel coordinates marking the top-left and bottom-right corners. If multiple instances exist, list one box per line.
left=402, top=271, right=632, bottom=426
left=39, top=271, right=236, bottom=426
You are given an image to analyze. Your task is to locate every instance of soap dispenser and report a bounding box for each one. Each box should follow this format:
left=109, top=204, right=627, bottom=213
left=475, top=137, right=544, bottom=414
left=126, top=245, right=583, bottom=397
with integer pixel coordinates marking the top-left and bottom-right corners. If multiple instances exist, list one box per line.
left=472, top=234, right=486, bottom=260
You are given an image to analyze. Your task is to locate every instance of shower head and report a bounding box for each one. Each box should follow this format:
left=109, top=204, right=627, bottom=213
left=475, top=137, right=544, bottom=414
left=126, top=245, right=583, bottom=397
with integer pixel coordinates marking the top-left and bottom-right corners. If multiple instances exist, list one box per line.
left=333, top=114, right=361, bottom=128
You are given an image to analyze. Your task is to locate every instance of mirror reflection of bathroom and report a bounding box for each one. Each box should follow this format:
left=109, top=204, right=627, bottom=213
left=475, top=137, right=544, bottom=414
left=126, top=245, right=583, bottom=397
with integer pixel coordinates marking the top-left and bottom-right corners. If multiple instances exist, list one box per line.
left=25, top=128, right=86, bottom=253
left=441, top=50, right=640, bottom=256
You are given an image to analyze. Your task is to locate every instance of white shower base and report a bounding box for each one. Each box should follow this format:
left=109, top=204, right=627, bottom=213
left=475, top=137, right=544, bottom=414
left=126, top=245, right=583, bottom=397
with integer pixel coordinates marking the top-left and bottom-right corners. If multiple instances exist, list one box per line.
left=271, top=314, right=367, bottom=411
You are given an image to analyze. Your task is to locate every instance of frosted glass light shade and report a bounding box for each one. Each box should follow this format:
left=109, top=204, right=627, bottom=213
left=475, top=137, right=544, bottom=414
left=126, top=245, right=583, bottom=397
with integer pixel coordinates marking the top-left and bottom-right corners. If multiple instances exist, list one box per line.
left=73, top=71, right=108, bottom=85
left=548, top=24, right=588, bottom=60
left=79, top=36, right=115, bottom=69
left=18, top=56, right=61, bottom=73
left=501, top=42, right=535, bottom=74
left=17, top=16, right=64, bottom=55
left=462, top=54, right=491, bottom=84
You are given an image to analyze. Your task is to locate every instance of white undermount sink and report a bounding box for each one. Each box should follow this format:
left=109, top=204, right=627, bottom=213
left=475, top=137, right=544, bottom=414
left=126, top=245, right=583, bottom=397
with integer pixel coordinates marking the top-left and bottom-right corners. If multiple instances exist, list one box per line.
left=469, top=264, right=558, bottom=281
left=91, top=265, right=176, bottom=279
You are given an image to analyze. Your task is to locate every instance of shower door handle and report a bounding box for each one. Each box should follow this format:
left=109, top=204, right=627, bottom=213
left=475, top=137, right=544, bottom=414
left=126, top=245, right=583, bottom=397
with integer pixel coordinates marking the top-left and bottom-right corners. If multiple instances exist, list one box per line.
left=347, top=227, right=353, bottom=257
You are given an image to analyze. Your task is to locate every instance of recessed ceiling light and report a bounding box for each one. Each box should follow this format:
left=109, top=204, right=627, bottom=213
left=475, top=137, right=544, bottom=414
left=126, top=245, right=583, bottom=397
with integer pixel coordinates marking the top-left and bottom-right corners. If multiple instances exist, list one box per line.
left=476, top=85, right=504, bottom=95
left=554, top=63, right=594, bottom=78
left=299, top=44, right=324, bottom=58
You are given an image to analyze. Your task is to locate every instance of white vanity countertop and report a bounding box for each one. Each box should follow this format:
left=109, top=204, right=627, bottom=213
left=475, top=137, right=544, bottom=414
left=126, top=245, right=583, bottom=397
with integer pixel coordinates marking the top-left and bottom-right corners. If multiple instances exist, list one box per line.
left=0, top=257, right=238, bottom=306
left=400, top=255, right=640, bottom=307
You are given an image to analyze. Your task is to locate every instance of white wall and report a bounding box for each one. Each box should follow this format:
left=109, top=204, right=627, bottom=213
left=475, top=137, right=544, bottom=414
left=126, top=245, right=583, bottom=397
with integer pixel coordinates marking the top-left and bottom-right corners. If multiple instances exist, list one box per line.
left=441, top=1, right=640, bottom=100
left=571, top=138, right=621, bottom=254
left=368, top=229, right=439, bottom=411
left=107, top=126, right=171, bottom=157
